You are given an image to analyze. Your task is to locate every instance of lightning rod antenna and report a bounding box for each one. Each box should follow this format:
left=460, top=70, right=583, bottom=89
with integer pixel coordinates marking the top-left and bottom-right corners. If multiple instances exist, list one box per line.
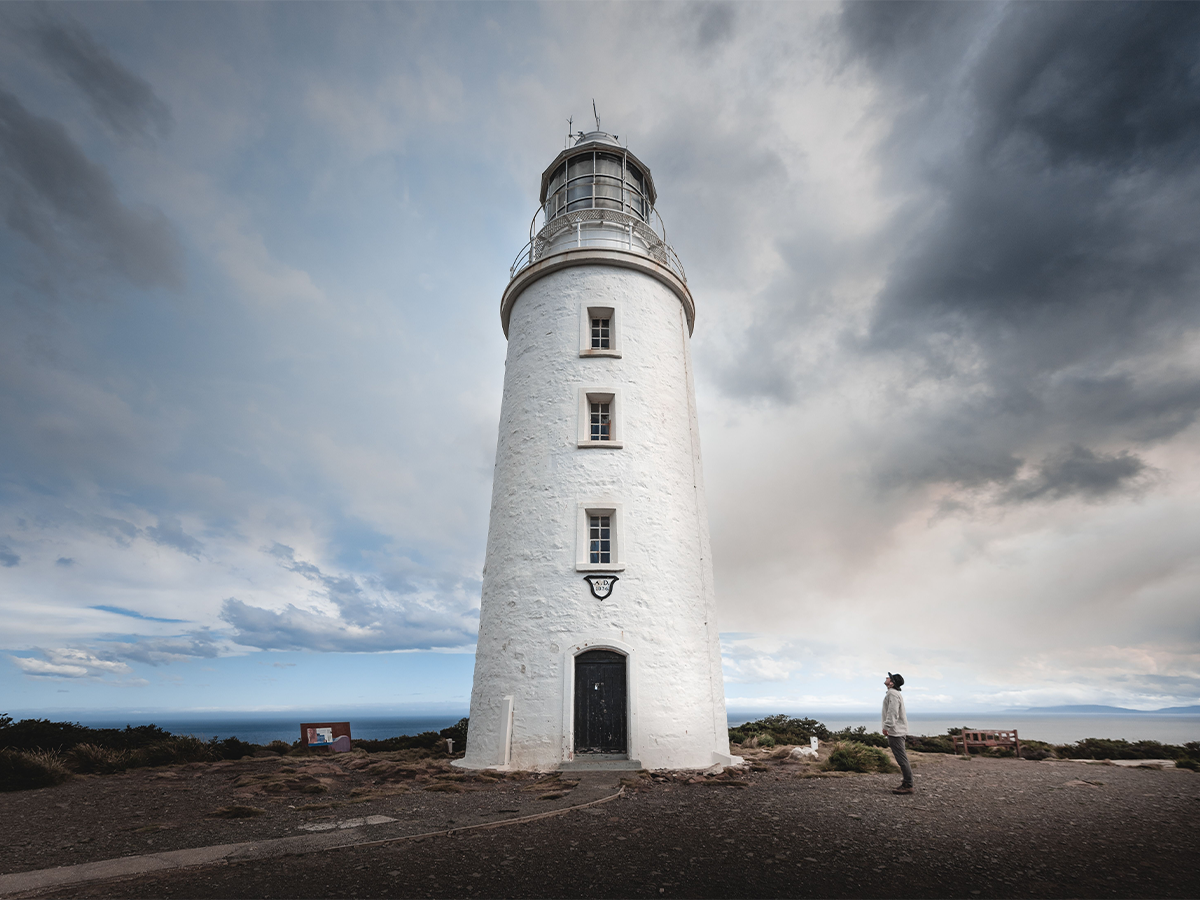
left=592, top=100, right=600, bottom=133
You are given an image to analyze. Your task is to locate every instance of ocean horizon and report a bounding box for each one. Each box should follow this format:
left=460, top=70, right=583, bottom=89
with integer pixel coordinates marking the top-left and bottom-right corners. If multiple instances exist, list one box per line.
left=47, top=713, right=470, bottom=747
left=727, top=711, right=1200, bottom=745
left=5, top=708, right=1197, bottom=747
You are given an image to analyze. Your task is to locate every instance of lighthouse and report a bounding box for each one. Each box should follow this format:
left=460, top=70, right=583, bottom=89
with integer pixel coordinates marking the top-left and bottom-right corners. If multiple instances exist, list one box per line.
left=458, top=125, right=736, bottom=771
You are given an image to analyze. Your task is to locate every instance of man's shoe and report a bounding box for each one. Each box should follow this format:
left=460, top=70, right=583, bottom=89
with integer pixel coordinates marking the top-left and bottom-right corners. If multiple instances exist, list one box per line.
left=892, top=786, right=914, bottom=794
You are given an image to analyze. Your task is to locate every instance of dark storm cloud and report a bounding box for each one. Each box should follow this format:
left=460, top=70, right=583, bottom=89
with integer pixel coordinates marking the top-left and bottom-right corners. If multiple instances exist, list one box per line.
left=0, top=87, right=183, bottom=288
left=1001, top=445, right=1148, bottom=504
left=860, top=1, right=1200, bottom=344
left=144, top=517, right=203, bottom=558
left=0, top=541, right=18, bottom=567
left=35, top=20, right=173, bottom=140
left=829, top=2, right=1200, bottom=502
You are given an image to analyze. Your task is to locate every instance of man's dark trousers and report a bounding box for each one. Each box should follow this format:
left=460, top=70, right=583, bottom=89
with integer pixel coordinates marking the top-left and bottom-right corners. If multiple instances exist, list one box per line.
left=888, top=735, right=913, bottom=787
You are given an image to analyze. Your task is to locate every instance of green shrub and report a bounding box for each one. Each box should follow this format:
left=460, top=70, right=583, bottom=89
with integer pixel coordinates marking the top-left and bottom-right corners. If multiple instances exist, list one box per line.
left=1175, top=757, right=1198, bottom=771
left=208, top=736, right=257, bottom=760
left=265, top=740, right=292, bottom=754
left=439, top=717, right=469, bottom=751
left=0, top=717, right=173, bottom=753
left=906, top=733, right=956, bottom=754
left=68, top=743, right=132, bottom=775
left=1057, top=738, right=1186, bottom=761
left=352, top=731, right=445, bottom=752
left=823, top=741, right=898, bottom=774
left=1016, top=739, right=1055, bottom=761
left=830, top=726, right=888, bottom=748
left=0, top=748, right=72, bottom=791
left=729, top=715, right=830, bottom=746
left=756, top=732, right=777, bottom=748
left=135, top=736, right=213, bottom=768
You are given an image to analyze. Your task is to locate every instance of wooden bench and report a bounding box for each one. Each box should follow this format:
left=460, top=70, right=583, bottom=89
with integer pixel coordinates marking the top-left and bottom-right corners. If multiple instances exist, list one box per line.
left=952, top=729, right=1021, bottom=757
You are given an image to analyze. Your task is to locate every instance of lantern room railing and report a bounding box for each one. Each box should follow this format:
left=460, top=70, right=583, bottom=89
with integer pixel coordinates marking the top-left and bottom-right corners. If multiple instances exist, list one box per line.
left=509, top=206, right=687, bottom=285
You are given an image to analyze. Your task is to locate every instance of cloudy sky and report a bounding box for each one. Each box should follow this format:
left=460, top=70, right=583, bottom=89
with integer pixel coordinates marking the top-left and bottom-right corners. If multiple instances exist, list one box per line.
left=2, top=2, right=1198, bottom=718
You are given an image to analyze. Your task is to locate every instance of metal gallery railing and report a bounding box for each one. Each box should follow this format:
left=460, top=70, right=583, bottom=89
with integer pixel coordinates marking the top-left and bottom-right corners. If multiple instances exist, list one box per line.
left=509, top=207, right=687, bottom=285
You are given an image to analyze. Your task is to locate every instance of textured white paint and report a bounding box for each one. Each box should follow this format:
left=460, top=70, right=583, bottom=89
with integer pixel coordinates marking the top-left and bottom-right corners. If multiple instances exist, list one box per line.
left=459, top=255, right=733, bottom=771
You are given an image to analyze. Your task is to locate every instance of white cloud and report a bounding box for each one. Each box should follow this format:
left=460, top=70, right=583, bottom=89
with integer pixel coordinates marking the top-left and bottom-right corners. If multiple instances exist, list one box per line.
left=11, top=648, right=132, bottom=680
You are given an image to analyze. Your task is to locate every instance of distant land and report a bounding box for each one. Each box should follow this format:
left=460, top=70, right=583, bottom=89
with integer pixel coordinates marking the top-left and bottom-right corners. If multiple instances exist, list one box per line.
left=1011, top=704, right=1200, bottom=715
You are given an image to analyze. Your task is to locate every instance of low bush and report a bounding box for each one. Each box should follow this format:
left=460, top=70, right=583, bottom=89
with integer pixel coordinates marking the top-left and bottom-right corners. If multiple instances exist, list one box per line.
left=352, top=731, right=445, bottom=753
left=1017, top=739, right=1056, bottom=761
left=823, top=741, right=897, bottom=774
left=1, top=748, right=73, bottom=791
left=756, top=732, right=777, bottom=748
left=208, top=736, right=257, bottom=760
left=830, top=725, right=888, bottom=748
left=729, top=715, right=830, bottom=746
left=906, top=733, right=955, bottom=754
left=1056, top=738, right=1191, bottom=761
left=0, top=717, right=173, bottom=753
left=439, top=717, right=469, bottom=751
left=135, top=736, right=213, bottom=768
left=68, top=743, right=132, bottom=775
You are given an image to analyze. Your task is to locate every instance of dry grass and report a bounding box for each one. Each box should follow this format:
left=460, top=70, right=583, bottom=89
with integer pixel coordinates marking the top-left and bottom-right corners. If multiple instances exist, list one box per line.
left=424, top=782, right=466, bottom=793
left=207, top=805, right=266, bottom=819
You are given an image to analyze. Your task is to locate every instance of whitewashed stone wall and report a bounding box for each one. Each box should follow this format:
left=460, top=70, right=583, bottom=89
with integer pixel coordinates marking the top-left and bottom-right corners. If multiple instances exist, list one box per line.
left=458, top=262, right=732, bottom=771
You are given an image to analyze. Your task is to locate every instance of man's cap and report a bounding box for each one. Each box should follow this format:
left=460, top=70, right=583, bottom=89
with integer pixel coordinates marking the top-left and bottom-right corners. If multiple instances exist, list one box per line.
left=888, top=672, right=905, bottom=688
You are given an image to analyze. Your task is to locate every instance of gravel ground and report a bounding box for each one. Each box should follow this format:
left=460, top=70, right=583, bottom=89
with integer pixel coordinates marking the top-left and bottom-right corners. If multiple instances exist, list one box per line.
left=3, top=750, right=1199, bottom=898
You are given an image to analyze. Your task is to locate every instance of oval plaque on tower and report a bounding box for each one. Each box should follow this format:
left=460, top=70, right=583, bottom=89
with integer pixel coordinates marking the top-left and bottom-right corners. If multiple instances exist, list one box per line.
left=584, top=574, right=618, bottom=600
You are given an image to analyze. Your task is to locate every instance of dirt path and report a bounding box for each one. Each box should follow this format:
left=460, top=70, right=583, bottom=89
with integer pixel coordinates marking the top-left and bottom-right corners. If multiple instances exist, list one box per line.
left=2, top=751, right=1198, bottom=898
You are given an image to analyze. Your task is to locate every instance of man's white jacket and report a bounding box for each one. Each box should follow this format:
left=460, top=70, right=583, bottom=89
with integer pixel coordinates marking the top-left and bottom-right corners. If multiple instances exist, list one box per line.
left=881, top=687, right=908, bottom=737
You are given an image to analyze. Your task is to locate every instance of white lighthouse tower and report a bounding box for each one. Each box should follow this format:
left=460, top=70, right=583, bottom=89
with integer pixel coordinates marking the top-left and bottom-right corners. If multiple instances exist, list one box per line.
left=458, top=125, right=735, bottom=771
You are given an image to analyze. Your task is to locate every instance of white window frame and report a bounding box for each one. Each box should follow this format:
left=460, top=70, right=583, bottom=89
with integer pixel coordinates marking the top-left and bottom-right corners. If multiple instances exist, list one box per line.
left=576, top=502, right=624, bottom=572
left=579, top=303, right=622, bottom=358
left=577, top=387, right=623, bottom=448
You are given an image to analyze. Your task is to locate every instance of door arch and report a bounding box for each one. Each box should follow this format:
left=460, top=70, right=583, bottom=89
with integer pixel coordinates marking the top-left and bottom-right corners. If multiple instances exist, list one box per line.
left=573, top=649, right=628, bottom=755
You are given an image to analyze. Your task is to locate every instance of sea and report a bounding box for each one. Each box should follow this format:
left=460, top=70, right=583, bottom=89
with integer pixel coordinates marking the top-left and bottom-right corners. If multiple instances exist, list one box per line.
left=728, top=712, right=1200, bottom=746
left=53, top=714, right=468, bottom=747
left=23, top=709, right=1199, bottom=747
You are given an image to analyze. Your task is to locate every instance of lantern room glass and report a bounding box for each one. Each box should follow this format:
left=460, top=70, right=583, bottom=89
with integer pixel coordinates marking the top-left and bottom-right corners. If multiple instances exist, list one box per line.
left=545, top=150, right=649, bottom=223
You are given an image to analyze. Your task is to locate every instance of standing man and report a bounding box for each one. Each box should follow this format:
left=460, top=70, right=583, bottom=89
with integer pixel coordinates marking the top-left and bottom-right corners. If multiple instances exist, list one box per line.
left=882, top=673, right=913, bottom=794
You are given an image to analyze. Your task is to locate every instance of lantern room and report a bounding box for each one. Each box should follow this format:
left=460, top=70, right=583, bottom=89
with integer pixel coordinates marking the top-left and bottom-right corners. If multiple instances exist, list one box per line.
left=540, top=131, right=656, bottom=223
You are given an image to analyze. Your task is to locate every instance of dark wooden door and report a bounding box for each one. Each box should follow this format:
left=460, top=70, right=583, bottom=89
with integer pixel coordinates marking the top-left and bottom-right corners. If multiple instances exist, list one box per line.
left=574, top=650, right=627, bottom=754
